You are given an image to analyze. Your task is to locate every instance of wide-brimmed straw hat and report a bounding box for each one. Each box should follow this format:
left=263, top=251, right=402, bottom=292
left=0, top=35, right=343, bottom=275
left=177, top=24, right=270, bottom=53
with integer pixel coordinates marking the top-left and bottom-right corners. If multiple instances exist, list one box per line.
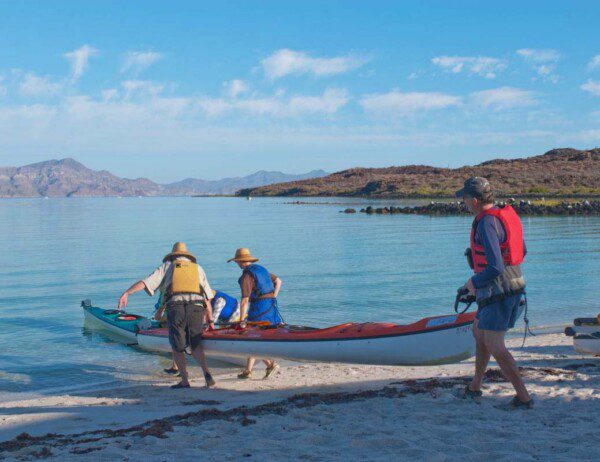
left=227, top=247, right=259, bottom=263
left=163, top=242, right=197, bottom=263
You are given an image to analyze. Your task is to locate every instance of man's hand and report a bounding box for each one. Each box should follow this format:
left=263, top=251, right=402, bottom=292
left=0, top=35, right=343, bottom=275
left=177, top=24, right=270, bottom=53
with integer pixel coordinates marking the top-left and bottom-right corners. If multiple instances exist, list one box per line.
left=117, top=281, right=146, bottom=311
left=118, top=292, right=128, bottom=310
left=465, top=278, right=476, bottom=296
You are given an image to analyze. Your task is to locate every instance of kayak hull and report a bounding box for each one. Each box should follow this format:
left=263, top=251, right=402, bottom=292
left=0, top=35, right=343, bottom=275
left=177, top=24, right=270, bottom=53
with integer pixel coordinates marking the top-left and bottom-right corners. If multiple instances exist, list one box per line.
left=82, top=305, right=151, bottom=343
left=139, top=313, right=476, bottom=366
left=565, top=325, right=600, bottom=336
left=135, top=331, right=248, bottom=366
left=573, top=333, right=600, bottom=356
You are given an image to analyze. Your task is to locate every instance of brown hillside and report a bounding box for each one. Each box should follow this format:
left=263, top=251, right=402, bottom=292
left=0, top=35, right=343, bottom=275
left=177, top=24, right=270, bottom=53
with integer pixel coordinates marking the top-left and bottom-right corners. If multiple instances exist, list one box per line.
left=237, top=148, right=600, bottom=198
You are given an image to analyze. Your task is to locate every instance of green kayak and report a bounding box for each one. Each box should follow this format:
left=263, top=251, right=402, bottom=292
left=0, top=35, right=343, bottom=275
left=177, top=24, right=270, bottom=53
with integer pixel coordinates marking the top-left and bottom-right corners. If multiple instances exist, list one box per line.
left=82, top=299, right=155, bottom=343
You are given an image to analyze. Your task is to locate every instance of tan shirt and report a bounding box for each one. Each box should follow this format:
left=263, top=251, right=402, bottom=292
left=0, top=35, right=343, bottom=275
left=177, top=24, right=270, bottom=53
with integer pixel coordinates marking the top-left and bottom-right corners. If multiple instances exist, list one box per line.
left=142, top=257, right=212, bottom=303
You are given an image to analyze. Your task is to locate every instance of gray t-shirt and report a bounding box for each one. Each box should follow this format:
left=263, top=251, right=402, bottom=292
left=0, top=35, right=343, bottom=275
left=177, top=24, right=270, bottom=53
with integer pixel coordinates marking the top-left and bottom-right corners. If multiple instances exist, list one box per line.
left=142, top=257, right=212, bottom=303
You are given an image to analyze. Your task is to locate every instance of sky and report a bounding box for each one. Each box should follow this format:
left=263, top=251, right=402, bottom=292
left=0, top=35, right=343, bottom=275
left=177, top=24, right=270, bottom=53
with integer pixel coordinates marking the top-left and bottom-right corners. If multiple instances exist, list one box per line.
left=0, top=0, right=599, bottom=182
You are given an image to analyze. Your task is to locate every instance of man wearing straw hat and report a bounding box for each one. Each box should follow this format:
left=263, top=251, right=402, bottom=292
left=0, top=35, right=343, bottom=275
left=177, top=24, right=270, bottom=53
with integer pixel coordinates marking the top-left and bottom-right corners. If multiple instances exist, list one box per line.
left=228, top=248, right=283, bottom=379
left=118, top=242, right=216, bottom=389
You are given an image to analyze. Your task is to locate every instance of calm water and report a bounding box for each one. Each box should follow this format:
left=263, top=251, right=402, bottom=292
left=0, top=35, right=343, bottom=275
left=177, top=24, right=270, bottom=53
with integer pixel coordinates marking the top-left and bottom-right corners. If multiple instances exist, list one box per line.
left=1, top=197, right=599, bottom=395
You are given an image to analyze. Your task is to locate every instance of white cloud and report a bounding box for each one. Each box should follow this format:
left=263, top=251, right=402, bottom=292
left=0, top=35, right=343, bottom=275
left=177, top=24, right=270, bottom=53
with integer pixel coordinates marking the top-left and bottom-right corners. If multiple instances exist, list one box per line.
left=431, top=56, right=507, bottom=79
left=18, top=73, right=62, bottom=98
left=197, top=88, right=349, bottom=117
left=63, top=45, right=98, bottom=81
left=195, top=97, right=231, bottom=117
left=101, top=89, right=118, bottom=101
left=0, top=76, right=6, bottom=97
left=261, top=49, right=367, bottom=79
left=359, top=89, right=460, bottom=114
left=588, top=54, right=600, bottom=70
left=121, top=51, right=164, bottom=74
left=223, top=79, right=248, bottom=98
left=121, top=80, right=164, bottom=99
left=470, top=87, right=537, bottom=110
left=581, top=79, right=600, bottom=96
left=288, top=89, right=349, bottom=115
left=516, top=48, right=560, bottom=81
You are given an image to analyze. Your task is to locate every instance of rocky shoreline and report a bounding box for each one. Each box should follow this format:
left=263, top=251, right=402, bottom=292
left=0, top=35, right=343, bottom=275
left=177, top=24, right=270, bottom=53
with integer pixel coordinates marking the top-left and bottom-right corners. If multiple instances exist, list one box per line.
left=342, top=199, right=600, bottom=216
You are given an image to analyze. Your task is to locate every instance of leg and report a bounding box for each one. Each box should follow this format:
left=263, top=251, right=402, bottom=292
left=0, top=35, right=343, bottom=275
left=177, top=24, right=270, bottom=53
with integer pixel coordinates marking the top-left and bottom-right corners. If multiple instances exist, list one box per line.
left=470, top=318, right=491, bottom=392
left=188, top=303, right=212, bottom=376
left=172, top=350, right=189, bottom=385
left=246, top=357, right=256, bottom=372
left=191, top=345, right=210, bottom=373
left=167, top=303, right=190, bottom=385
left=171, top=353, right=178, bottom=371
left=484, top=330, right=531, bottom=402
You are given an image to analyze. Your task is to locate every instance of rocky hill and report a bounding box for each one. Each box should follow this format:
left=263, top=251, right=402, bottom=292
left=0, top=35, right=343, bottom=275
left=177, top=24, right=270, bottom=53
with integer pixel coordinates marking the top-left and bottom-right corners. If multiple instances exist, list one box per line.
left=0, top=158, right=328, bottom=197
left=237, top=148, right=600, bottom=198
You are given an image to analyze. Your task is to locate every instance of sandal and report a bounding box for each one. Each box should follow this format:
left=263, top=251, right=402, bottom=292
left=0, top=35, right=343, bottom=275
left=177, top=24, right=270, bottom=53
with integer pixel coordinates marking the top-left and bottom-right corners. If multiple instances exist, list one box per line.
left=264, top=362, right=279, bottom=379
left=494, top=396, right=534, bottom=411
left=205, top=372, right=216, bottom=388
left=170, top=382, right=191, bottom=389
left=163, top=367, right=179, bottom=375
left=237, top=370, right=252, bottom=379
left=452, top=385, right=483, bottom=404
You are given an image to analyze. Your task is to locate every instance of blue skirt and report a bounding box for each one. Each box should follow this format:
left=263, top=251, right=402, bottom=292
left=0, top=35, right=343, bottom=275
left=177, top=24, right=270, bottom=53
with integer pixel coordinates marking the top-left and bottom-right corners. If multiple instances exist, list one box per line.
left=248, top=298, right=282, bottom=325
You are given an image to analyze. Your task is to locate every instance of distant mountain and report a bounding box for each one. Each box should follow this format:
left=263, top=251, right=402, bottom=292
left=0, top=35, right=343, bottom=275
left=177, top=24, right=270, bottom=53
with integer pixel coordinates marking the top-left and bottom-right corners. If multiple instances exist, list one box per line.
left=164, top=170, right=329, bottom=195
left=0, top=158, right=161, bottom=197
left=238, top=148, right=600, bottom=198
left=0, top=158, right=328, bottom=197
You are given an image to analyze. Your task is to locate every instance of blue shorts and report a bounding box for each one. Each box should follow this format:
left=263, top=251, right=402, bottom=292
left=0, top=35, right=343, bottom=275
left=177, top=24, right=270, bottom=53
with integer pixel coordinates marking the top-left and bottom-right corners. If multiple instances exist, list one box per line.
left=476, top=294, right=523, bottom=332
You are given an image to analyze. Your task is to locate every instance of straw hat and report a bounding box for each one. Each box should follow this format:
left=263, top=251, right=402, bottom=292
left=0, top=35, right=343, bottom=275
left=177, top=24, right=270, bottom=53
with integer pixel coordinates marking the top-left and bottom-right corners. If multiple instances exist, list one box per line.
left=163, top=242, right=197, bottom=263
left=227, top=247, right=259, bottom=263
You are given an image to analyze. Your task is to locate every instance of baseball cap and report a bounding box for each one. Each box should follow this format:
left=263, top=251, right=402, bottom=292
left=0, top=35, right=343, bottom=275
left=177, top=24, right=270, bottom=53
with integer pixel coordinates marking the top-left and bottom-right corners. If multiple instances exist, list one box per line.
left=455, top=177, right=491, bottom=198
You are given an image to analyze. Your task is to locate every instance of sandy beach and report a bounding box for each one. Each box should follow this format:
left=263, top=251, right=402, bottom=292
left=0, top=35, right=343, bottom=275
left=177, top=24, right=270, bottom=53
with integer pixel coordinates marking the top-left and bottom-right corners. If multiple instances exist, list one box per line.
left=0, top=330, right=598, bottom=461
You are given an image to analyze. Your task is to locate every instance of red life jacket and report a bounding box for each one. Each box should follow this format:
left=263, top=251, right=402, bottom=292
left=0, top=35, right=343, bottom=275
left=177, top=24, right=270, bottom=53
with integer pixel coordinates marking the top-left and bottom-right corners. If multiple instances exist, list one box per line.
left=470, top=205, right=524, bottom=273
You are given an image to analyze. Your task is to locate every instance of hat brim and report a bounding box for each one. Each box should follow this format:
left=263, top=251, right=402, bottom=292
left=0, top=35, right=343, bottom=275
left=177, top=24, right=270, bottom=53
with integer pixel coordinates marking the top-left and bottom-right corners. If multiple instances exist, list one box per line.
left=455, top=187, right=467, bottom=198
left=163, top=252, right=197, bottom=263
left=227, top=257, right=259, bottom=263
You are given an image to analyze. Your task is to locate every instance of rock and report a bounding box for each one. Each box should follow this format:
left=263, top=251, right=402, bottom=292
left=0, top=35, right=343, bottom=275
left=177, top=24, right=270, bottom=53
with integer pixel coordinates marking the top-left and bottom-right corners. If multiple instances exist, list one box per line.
left=344, top=208, right=356, bottom=213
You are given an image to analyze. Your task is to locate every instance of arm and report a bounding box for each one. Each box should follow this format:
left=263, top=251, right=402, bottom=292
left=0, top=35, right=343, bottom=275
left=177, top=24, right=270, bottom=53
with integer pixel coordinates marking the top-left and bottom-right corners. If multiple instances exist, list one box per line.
left=239, top=297, right=250, bottom=321
left=120, top=263, right=167, bottom=310
left=118, top=281, right=146, bottom=310
left=470, top=217, right=504, bottom=290
left=273, top=277, right=282, bottom=297
left=204, top=297, right=214, bottom=329
left=239, top=272, right=253, bottom=323
left=153, top=304, right=165, bottom=321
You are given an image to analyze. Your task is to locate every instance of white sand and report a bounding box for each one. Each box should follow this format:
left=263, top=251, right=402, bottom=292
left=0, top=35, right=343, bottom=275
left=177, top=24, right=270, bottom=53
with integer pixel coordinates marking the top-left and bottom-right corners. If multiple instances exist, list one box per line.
left=1, top=332, right=599, bottom=461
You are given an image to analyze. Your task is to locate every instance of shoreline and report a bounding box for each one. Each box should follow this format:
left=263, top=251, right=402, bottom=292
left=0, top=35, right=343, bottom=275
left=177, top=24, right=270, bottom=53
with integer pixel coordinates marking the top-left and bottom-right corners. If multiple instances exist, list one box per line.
left=343, top=199, right=600, bottom=216
left=1, top=332, right=598, bottom=460
left=2, top=194, right=600, bottom=200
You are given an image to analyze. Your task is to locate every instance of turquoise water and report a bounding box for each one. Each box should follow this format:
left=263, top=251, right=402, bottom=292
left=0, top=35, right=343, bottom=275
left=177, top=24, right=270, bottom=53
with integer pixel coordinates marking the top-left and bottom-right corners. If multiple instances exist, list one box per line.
left=0, top=197, right=599, bottom=395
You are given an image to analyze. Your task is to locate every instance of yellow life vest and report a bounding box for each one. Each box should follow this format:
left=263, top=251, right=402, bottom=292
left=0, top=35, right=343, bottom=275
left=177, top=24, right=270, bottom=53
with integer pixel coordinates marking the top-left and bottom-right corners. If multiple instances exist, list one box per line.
left=170, top=260, right=201, bottom=295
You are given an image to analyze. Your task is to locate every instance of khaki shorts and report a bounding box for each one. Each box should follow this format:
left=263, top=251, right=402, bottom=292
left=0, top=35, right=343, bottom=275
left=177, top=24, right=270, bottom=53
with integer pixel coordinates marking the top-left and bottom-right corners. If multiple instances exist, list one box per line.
left=166, top=302, right=205, bottom=352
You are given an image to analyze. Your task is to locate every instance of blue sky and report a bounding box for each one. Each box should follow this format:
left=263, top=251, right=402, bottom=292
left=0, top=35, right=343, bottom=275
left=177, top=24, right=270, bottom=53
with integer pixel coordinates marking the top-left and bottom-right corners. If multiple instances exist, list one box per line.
left=0, top=1, right=598, bottom=182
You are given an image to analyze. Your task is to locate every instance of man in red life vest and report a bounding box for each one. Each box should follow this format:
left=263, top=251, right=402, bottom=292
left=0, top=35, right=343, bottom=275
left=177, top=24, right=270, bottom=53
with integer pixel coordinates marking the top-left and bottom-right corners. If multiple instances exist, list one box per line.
left=455, top=177, right=533, bottom=409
